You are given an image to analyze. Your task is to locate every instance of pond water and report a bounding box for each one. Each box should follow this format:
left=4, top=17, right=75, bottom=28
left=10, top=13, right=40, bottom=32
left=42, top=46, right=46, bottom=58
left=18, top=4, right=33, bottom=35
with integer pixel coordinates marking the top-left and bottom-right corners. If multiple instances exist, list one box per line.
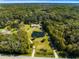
left=32, top=31, right=45, bottom=38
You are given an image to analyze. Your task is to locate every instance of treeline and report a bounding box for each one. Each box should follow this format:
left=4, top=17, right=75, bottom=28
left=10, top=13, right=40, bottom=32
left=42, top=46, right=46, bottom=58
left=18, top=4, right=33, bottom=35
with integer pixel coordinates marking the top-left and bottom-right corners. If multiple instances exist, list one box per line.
left=41, top=6, right=79, bottom=57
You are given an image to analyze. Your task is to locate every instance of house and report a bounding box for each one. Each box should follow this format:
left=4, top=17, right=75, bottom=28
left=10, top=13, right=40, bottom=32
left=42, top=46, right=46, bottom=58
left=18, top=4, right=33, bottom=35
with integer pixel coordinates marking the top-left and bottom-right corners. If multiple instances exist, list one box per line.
left=31, top=24, right=42, bottom=29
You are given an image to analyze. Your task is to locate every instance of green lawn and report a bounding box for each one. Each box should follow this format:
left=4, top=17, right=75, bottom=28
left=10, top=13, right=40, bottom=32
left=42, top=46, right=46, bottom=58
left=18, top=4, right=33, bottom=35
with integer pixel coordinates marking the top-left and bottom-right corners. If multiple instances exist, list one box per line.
left=0, top=29, right=3, bottom=32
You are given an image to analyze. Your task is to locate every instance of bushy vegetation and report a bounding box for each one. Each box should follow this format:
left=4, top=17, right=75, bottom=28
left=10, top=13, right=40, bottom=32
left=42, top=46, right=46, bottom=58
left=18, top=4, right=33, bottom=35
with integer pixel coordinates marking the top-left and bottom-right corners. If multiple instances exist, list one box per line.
left=0, top=4, right=79, bottom=57
left=0, top=25, right=31, bottom=54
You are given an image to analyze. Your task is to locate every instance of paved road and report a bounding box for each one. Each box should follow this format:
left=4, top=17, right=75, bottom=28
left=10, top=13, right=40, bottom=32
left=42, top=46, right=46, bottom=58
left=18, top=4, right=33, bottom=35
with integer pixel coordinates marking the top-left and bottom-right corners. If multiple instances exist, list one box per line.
left=0, top=55, right=54, bottom=59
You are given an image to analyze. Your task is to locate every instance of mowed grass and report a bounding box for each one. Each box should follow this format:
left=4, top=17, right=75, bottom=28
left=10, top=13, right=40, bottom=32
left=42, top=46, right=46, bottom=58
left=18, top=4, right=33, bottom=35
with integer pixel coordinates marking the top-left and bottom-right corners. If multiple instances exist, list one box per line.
left=0, top=29, right=3, bottom=32
left=33, top=27, right=41, bottom=32
left=34, top=35, right=52, bottom=51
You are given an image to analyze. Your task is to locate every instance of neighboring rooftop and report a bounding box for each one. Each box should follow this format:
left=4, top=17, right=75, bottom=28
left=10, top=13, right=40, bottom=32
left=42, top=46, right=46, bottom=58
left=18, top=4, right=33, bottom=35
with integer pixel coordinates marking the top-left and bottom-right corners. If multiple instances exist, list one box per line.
left=0, top=29, right=11, bottom=34
left=31, top=24, right=42, bottom=28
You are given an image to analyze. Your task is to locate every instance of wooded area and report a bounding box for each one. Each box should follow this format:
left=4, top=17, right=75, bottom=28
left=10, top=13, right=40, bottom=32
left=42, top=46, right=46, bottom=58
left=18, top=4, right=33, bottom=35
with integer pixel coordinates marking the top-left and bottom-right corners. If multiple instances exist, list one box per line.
left=0, top=4, right=79, bottom=58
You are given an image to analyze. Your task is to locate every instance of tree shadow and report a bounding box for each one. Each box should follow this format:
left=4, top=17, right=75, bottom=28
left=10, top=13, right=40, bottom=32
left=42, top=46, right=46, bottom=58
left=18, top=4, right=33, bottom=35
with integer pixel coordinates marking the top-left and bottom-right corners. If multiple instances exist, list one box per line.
left=0, top=52, right=21, bottom=56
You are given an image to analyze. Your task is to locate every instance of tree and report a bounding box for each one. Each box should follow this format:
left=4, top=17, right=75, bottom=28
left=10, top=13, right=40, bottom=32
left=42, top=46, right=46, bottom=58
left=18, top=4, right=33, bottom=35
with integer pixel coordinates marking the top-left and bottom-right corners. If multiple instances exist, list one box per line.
left=17, top=25, right=31, bottom=54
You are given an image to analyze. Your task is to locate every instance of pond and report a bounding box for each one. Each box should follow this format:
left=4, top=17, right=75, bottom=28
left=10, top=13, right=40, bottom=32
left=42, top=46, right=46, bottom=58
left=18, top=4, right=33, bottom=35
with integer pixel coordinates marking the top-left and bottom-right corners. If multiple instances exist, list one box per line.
left=32, top=31, right=45, bottom=38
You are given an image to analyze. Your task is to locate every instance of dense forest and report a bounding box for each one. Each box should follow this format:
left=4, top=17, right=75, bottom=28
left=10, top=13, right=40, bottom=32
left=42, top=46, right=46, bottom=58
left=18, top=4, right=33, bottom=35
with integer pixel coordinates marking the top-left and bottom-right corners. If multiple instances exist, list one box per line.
left=0, top=3, right=79, bottom=58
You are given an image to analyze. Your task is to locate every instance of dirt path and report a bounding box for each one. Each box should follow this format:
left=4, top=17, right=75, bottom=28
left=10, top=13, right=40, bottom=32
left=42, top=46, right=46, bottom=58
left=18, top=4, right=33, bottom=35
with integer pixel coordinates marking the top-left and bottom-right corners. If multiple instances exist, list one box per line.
left=27, top=29, right=36, bottom=57
left=32, top=45, right=36, bottom=57
left=28, top=37, right=35, bottom=57
left=53, top=50, right=59, bottom=58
